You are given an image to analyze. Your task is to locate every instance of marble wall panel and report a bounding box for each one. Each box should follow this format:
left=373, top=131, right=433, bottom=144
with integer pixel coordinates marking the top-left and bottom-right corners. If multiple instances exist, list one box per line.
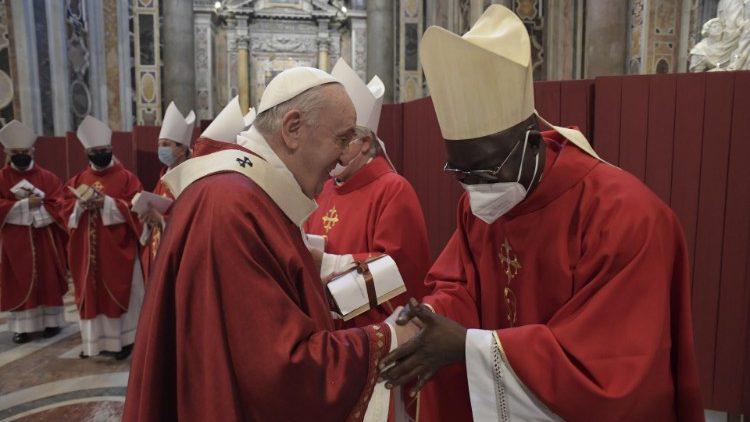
left=194, top=13, right=212, bottom=120
left=65, top=0, right=92, bottom=128
left=133, top=0, right=161, bottom=125
left=0, top=0, right=15, bottom=127
left=104, top=0, right=122, bottom=129
left=398, top=0, right=423, bottom=101
left=32, top=0, right=53, bottom=134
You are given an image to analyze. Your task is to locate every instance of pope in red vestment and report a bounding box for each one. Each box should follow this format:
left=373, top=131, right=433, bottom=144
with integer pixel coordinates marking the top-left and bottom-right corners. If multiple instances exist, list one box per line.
left=63, top=116, right=144, bottom=358
left=0, top=121, right=68, bottom=342
left=380, top=6, right=703, bottom=421
left=124, top=68, right=401, bottom=421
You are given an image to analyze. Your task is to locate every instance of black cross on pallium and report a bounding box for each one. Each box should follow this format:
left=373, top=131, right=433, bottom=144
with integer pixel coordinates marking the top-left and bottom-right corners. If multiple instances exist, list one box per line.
left=236, top=156, right=252, bottom=168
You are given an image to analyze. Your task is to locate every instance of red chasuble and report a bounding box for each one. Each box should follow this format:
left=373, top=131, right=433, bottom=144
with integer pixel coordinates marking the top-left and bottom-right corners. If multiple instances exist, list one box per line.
left=124, top=145, right=391, bottom=421
left=305, top=157, right=431, bottom=327
left=62, top=162, right=142, bottom=320
left=192, top=137, right=238, bottom=156
left=420, top=131, right=703, bottom=421
left=0, top=164, right=68, bottom=312
left=140, top=167, right=173, bottom=279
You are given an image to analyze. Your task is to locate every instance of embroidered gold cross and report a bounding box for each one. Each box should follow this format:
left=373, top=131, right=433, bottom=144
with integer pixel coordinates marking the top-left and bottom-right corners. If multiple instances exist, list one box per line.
left=499, top=238, right=521, bottom=281
left=322, top=205, right=339, bottom=234
left=498, top=238, right=521, bottom=326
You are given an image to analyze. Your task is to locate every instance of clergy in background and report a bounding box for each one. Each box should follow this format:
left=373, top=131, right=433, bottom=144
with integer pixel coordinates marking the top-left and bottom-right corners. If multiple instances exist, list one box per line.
left=138, top=102, right=195, bottom=278
left=380, top=5, right=704, bottom=421
left=191, top=95, right=256, bottom=156
left=124, top=67, right=415, bottom=421
left=305, top=59, right=431, bottom=327
left=63, top=116, right=144, bottom=360
left=0, top=121, right=68, bottom=344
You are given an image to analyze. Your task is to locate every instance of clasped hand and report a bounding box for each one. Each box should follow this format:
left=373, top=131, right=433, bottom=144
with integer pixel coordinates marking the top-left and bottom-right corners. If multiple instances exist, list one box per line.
left=379, top=298, right=468, bottom=397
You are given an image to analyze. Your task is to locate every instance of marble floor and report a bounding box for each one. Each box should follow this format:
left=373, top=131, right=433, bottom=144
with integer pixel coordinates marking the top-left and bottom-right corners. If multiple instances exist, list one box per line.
left=0, top=290, right=130, bottom=421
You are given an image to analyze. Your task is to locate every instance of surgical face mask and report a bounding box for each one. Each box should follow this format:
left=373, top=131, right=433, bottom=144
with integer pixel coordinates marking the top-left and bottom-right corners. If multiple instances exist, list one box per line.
left=88, top=151, right=112, bottom=168
left=10, top=153, right=32, bottom=170
left=461, top=131, right=540, bottom=224
left=158, top=146, right=177, bottom=167
left=329, top=163, right=347, bottom=177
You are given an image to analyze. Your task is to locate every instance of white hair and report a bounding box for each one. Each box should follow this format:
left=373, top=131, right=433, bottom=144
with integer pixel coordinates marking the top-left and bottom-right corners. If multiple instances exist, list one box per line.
left=253, top=83, right=335, bottom=135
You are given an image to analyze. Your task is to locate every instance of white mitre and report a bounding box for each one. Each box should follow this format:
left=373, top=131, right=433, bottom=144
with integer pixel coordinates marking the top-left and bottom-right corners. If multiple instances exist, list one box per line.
left=256, top=66, right=337, bottom=114
left=244, top=107, right=257, bottom=127
left=77, top=115, right=112, bottom=149
left=200, top=96, right=246, bottom=143
left=330, top=58, right=385, bottom=132
left=420, top=4, right=599, bottom=159
left=160, top=101, right=196, bottom=146
left=0, top=120, right=37, bottom=150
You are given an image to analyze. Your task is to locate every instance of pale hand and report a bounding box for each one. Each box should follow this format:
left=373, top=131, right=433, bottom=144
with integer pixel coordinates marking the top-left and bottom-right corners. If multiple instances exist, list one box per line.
left=384, top=306, right=422, bottom=350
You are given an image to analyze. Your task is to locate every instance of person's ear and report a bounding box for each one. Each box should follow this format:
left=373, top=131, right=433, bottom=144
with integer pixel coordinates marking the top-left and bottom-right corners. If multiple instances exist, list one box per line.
left=359, top=136, right=373, bottom=155
left=280, top=109, right=303, bottom=150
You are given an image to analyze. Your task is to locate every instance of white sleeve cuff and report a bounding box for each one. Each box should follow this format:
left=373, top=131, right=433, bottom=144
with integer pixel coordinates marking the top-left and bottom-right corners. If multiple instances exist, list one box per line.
left=465, top=329, right=558, bottom=422
left=101, top=196, right=127, bottom=226
left=32, top=205, right=54, bottom=227
left=5, top=199, right=31, bottom=226
left=68, top=201, right=84, bottom=229
left=320, top=253, right=355, bottom=280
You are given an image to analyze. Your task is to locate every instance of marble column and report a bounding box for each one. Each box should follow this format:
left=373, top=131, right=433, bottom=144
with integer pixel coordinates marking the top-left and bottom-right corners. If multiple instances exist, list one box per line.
left=469, top=0, right=484, bottom=25
left=366, top=0, right=394, bottom=103
left=237, top=36, right=250, bottom=113
left=317, top=18, right=330, bottom=72
left=583, top=0, right=629, bottom=77
left=162, top=0, right=195, bottom=112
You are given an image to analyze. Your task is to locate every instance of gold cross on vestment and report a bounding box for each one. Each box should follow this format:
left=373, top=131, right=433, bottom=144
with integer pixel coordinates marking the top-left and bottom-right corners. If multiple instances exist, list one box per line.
left=499, top=238, right=521, bottom=282
left=322, top=206, right=339, bottom=234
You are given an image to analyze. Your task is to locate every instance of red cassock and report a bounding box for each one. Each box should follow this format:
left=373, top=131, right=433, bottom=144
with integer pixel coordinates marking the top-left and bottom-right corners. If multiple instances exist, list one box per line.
left=0, top=164, right=68, bottom=312
left=62, top=162, right=142, bottom=320
left=139, top=167, right=173, bottom=279
left=305, top=157, right=432, bottom=327
left=420, top=131, right=704, bottom=421
left=123, top=144, right=391, bottom=421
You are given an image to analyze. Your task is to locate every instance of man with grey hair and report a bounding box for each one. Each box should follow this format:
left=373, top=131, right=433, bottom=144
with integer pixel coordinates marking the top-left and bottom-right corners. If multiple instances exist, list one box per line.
left=124, top=67, right=415, bottom=422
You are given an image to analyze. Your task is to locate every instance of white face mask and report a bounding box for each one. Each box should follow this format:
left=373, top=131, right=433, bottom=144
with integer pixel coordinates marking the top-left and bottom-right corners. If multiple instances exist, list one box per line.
left=461, top=131, right=540, bottom=224
left=329, top=163, right=347, bottom=177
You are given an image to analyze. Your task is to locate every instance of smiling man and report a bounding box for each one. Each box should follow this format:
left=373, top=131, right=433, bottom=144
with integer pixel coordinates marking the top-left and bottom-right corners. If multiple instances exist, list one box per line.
left=379, top=5, right=704, bottom=422
left=124, top=67, right=412, bottom=421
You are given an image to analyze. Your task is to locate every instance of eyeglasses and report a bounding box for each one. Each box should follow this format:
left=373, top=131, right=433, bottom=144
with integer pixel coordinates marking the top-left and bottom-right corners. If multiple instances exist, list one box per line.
left=442, top=139, right=522, bottom=182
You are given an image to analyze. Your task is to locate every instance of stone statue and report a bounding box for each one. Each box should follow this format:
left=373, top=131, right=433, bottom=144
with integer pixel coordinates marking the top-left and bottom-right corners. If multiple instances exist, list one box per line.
left=727, top=0, right=750, bottom=69
left=690, top=18, right=735, bottom=71
left=690, top=0, right=750, bottom=71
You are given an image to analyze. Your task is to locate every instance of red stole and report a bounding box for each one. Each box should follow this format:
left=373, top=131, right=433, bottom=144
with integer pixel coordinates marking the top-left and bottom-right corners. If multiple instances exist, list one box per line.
left=124, top=144, right=390, bottom=421
left=140, top=166, right=174, bottom=280
left=305, top=157, right=432, bottom=327
left=62, top=161, right=143, bottom=319
left=0, top=164, right=68, bottom=311
left=420, top=132, right=703, bottom=421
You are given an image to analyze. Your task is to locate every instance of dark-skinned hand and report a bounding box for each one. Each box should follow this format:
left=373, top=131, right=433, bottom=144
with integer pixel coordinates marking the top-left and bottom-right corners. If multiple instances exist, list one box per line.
left=378, top=298, right=467, bottom=397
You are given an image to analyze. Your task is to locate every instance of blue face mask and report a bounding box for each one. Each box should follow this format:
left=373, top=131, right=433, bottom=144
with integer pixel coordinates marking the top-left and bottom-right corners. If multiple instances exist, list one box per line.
left=158, top=146, right=177, bottom=167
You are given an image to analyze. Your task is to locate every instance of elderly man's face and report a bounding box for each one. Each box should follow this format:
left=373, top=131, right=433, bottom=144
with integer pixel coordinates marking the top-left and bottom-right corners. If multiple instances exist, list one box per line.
left=299, top=84, right=357, bottom=195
